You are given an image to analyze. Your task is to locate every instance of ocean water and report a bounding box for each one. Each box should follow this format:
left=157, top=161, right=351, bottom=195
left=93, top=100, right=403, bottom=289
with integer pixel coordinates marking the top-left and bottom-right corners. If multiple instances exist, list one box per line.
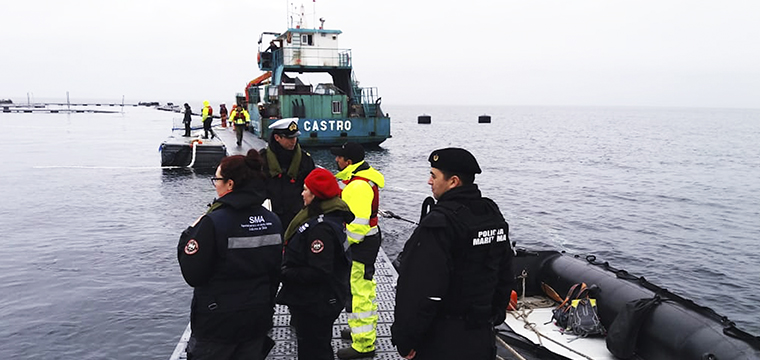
left=0, top=104, right=758, bottom=358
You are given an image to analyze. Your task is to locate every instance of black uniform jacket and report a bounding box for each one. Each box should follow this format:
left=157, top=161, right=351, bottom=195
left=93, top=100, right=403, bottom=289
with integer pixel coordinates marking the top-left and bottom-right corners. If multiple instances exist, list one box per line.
left=260, top=141, right=315, bottom=228
left=177, top=180, right=283, bottom=342
left=276, top=202, right=354, bottom=316
left=391, top=184, right=514, bottom=356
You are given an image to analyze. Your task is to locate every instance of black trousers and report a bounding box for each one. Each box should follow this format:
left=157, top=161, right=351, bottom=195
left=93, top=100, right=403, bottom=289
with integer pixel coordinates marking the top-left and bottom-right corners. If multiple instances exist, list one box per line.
left=186, top=335, right=273, bottom=360
left=184, top=122, right=191, bottom=136
left=203, top=119, right=215, bottom=138
left=289, top=305, right=342, bottom=360
left=413, top=317, right=496, bottom=360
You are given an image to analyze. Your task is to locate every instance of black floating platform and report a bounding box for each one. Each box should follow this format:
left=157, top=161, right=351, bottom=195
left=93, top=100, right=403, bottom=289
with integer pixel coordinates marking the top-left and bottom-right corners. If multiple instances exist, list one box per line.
left=159, top=137, right=227, bottom=169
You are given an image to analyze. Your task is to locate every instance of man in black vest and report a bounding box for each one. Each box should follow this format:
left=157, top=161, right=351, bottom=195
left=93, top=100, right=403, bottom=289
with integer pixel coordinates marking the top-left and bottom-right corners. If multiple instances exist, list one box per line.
left=391, top=147, right=514, bottom=360
left=259, top=118, right=315, bottom=228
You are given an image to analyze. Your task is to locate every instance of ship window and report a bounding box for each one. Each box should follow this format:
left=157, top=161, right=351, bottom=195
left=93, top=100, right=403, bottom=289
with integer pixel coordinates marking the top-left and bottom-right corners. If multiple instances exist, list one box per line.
left=301, top=34, right=313, bottom=45
left=332, top=101, right=342, bottom=114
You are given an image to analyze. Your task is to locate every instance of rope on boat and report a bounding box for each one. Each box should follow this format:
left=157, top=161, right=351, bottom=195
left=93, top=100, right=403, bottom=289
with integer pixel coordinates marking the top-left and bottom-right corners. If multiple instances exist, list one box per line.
left=508, top=307, right=595, bottom=360
left=187, top=140, right=199, bottom=168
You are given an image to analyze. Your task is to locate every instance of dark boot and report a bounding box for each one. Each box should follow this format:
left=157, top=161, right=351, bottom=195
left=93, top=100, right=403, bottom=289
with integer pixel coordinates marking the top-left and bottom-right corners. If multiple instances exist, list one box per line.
left=337, top=347, right=375, bottom=359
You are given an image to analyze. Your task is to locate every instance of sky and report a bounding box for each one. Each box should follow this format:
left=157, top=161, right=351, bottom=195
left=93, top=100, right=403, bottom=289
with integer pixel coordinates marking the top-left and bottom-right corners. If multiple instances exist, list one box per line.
left=2, top=0, right=759, bottom=108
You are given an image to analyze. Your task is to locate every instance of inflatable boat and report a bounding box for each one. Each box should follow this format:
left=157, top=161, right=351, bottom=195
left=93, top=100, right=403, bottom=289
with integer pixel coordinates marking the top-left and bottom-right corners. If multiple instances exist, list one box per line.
left=500, top=249, right=760, bottom=360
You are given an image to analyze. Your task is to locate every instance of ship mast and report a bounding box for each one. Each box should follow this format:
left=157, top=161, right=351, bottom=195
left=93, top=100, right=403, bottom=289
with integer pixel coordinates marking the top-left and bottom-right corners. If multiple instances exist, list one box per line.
left=287, top=1, right=317, bottom=29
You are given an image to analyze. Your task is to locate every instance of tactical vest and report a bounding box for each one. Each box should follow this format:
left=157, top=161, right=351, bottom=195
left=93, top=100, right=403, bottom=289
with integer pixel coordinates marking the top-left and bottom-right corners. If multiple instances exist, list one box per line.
left=434, top=198, right=510, bottom=323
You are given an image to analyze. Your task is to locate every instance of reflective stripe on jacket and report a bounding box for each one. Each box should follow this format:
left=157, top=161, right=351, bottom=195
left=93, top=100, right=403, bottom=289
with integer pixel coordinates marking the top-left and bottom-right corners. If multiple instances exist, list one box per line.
left=336, top=161, right=385, bottom=244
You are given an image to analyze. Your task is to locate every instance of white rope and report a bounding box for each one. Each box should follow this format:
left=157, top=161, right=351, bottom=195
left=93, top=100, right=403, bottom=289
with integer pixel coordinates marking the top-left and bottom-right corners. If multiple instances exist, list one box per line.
left=508, top=306, right=595, bottom=360
left=187, top=140, right=198, bottom=168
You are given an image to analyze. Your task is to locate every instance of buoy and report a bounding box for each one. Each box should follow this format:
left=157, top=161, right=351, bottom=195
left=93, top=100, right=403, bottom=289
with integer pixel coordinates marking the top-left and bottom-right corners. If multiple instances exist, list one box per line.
left=478, top=114, right=491, bottom=123
left=418, top=114, right=431, bottom=124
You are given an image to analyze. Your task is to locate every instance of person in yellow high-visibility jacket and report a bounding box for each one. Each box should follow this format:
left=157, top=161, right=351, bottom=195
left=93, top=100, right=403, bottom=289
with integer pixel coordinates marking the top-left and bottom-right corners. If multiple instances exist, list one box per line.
left=331, top=142, right=385, bottom=360
left=201, top=100, right=216, bottom=139
left=229, top=105, right=250, bottom=146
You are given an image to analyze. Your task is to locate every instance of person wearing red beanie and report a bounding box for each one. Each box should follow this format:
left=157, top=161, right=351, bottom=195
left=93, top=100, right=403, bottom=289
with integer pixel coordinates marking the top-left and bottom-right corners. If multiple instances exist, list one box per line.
left=277, top=168, right=355, bottom=360
left=304, top=168, right=341, bottom=200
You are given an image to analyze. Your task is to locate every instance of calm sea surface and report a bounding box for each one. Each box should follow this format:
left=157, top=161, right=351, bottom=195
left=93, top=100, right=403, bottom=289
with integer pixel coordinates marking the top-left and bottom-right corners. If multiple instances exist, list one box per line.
left=1, top=104, right=758, bottom=358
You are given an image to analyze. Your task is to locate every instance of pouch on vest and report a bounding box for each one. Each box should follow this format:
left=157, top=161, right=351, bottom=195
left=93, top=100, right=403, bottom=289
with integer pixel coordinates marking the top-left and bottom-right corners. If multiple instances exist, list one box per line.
left=606, top=295, right=662, bottom=359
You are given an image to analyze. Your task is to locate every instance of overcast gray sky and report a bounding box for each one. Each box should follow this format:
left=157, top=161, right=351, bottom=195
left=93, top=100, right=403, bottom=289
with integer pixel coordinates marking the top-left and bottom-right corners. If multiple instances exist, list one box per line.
left=3, top=0, right=759, bottom=108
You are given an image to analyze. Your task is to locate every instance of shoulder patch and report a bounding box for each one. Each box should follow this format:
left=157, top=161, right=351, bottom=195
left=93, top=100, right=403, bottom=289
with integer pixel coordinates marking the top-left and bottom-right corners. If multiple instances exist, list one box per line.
left=310, top=239, right=324, bottom=253
left=184, top=239, right=199, bottom=255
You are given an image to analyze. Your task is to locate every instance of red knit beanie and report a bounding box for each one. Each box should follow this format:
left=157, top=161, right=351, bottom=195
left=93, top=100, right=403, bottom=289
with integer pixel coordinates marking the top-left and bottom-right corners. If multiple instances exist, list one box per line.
left=304, top=168, right=341, bottom=200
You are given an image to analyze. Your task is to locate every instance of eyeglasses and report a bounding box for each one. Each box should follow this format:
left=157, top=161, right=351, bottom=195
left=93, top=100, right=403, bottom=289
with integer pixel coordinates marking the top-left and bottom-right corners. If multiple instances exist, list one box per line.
left=210, top=177, right=226, bottom=185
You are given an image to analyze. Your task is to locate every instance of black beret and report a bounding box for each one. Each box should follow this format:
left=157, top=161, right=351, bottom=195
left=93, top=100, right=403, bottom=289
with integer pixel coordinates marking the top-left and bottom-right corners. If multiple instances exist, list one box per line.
left=428, top=148, right=481, bottom=174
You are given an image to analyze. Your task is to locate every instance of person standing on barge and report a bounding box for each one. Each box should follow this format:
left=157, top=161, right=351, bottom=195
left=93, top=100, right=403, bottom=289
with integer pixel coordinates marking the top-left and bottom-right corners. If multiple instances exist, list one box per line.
left=219, top=103, right=228, bottom=128
left=201, top=100, right=216, bottom=139
left=231, top=105, right=250, bottom=146
left=330, top=142, right=385, bottom=360
left=277, top=168, right=354, bottom=360
left=391, top=148, right=514, bottom=360
left=183, top=103, right=192, bottom=137
left=259, top=118, right=315, bottom=228
left=177, top=149, right=283, bottom=360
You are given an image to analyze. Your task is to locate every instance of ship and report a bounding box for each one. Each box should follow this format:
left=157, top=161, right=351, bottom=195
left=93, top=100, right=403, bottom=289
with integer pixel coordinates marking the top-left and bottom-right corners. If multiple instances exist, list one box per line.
left=239, top=7, right=391, bottom=147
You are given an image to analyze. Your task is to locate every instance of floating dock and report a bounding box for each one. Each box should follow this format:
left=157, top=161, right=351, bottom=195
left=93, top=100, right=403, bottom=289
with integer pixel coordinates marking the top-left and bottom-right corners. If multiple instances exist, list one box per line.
left=170, top=247, right=403, bottom=360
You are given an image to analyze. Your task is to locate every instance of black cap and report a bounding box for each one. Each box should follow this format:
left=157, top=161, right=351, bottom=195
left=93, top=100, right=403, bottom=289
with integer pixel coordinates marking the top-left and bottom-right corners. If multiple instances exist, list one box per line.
left=428, top=148, right=481, bottom=174
left=330, top=142, right=365, bottom=163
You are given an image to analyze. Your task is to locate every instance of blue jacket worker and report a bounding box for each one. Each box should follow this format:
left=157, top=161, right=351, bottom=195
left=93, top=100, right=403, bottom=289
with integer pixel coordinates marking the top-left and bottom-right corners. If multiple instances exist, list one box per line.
left=178, top=149, right=283, bottom=360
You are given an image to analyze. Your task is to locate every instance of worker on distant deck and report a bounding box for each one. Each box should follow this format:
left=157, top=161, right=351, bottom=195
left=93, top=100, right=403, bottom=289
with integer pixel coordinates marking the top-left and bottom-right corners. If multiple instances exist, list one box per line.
left=391, top=148, right=514, bottom=360
left=183, top=103, right=192, bottom=137
left=201, top=100, right=215, bottom=139
left=331, top=142, right=385, bottom=360
left=259, top=118, right=315, bottom=229
left=231, top=105, right=250, bottom=146
left=219, top=104, right=228, bottom=128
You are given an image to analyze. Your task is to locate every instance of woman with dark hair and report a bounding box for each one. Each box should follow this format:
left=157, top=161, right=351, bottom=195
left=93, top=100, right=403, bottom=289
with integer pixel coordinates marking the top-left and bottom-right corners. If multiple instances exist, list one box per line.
left=276, top=168, right=354, bottom=360
left=178, top=149, right=283, bottom=360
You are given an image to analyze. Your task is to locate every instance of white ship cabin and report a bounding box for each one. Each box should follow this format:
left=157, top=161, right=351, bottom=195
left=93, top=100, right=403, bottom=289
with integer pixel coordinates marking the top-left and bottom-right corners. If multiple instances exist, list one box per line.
left=278, top=28, right=348, bottom=67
